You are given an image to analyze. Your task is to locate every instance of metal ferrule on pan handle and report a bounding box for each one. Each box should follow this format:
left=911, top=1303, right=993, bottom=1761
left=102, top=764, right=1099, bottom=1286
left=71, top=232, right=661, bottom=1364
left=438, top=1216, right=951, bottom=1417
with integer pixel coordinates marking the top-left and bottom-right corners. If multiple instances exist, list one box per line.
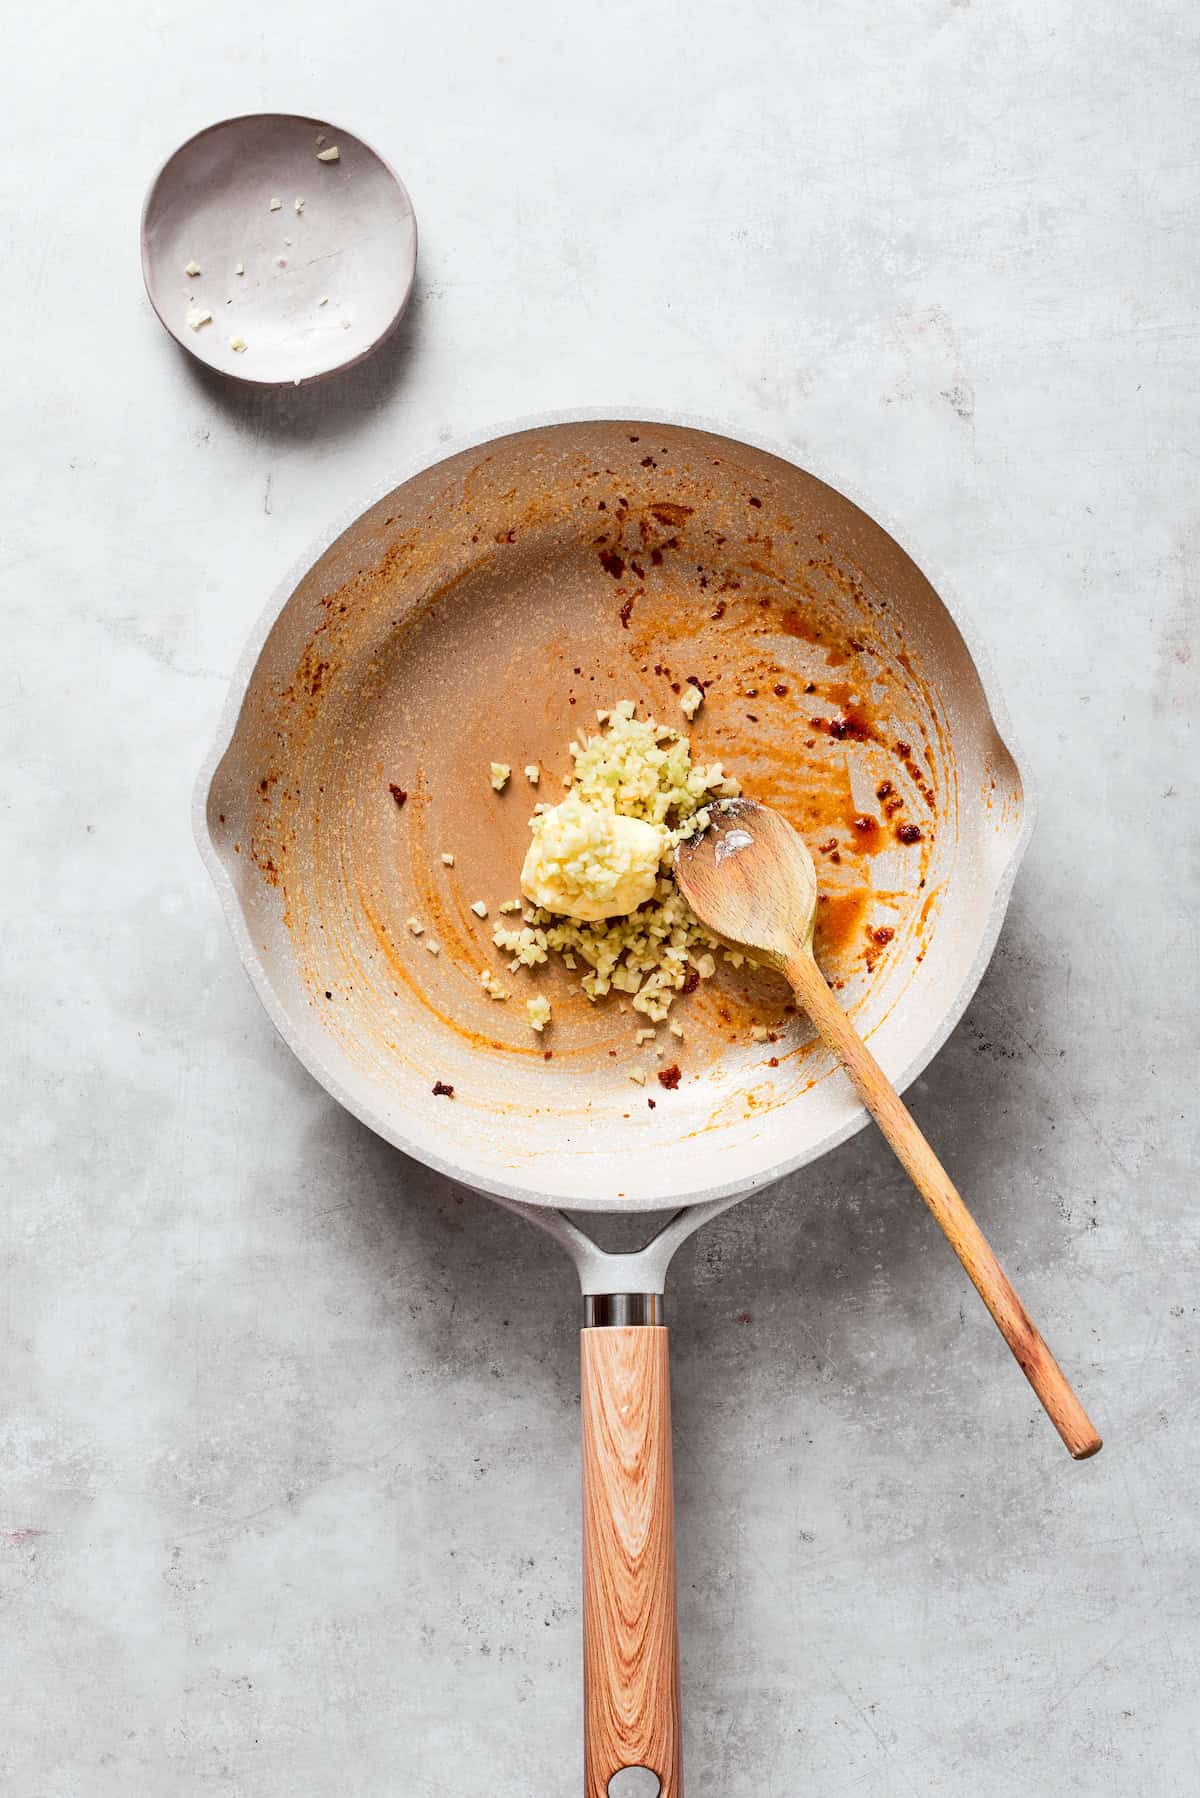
left=584, top=1294, right=665, bottom=1328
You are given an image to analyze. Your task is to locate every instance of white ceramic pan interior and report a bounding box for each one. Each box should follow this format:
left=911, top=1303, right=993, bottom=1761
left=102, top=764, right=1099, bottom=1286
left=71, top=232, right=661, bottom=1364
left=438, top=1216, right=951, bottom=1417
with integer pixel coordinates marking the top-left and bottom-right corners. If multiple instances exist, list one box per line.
left=198, top=416, right=1029, bottom=1217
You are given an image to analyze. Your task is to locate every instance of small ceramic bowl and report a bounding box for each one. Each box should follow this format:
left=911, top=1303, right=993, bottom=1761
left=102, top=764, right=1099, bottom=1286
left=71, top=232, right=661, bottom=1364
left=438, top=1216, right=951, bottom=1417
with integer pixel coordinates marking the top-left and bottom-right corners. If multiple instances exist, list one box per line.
left=141, top=113, right=417, bottom=387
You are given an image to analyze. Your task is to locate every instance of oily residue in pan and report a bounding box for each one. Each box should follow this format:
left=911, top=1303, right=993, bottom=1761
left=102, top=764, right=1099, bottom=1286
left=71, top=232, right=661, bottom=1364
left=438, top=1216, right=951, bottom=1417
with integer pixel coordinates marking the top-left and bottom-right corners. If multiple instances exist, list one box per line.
left=235, top=426, right=955, bottom=1123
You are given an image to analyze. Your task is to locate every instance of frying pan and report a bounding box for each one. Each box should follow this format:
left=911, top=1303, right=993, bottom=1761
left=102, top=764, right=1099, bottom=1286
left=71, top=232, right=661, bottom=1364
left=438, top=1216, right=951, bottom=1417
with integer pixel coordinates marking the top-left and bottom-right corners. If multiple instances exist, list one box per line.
left=197, top=415, right=1034, bottom=1796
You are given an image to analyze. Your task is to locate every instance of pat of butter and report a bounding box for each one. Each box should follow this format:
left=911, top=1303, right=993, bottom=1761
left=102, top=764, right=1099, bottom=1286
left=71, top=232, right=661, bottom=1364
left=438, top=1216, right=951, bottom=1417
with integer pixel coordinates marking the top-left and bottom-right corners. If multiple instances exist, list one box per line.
left=520, top=795, right=663, bottom=922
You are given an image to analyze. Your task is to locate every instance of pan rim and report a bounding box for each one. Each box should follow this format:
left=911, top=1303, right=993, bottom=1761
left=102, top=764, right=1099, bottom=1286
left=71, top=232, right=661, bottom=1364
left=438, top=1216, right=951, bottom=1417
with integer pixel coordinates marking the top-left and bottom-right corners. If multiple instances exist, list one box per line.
left=194, top=407, right=1037, bottom=1214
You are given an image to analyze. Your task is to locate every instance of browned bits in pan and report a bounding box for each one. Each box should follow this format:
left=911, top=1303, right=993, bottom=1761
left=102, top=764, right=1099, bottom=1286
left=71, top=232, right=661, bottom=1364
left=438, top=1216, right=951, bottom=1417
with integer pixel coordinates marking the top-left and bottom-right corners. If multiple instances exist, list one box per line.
left=818, top=837, right=838, bottom=855
left=896, top=822, right=923, bottom=845
left=432, top=1081, right=454, bottom=1098
left=388, top=784, right=408, bottom=809
left=599, top=550, right=625, bottom=579
left=681, top=967, right=700, bottom=994
left=876, top=780, right=894, bottom=800
left=773, top=683, right=788, bottom=696
left=657, top=1064, right=682, bottom=1090
left=871, top=926, right=895, bottom=946
left=710, top=602, right=726, bottom=620
left=618, top=597, right=634, bottom=628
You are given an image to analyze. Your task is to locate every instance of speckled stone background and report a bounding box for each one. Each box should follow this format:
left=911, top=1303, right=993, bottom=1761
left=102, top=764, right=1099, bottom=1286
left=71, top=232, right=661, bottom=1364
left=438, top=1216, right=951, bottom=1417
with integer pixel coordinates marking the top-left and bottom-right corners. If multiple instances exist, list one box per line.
left=3, top=3, right=1197, bottom=1793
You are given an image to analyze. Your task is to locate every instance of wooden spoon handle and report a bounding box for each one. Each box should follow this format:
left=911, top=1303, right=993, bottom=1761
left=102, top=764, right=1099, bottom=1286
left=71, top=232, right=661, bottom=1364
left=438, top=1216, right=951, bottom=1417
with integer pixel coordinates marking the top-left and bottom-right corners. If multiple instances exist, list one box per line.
left=581, top=1326, right=682, bottom=1797
left=785, top=951, right=1101, bottom=1460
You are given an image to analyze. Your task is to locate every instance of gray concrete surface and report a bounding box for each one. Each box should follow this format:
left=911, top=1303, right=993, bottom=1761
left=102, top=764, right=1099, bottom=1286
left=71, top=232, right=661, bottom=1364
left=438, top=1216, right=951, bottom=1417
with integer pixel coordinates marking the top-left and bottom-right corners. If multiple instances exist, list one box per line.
left=3, top=2, right=1197, bottom=1792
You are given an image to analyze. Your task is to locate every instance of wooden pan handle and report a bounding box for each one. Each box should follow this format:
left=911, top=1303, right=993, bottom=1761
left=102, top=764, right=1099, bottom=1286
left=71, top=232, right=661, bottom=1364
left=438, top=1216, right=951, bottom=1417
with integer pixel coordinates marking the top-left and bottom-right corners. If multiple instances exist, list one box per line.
left=786, top=950, right=1101, bottom=1460
left=581, top=1326, right=682, bottom=1797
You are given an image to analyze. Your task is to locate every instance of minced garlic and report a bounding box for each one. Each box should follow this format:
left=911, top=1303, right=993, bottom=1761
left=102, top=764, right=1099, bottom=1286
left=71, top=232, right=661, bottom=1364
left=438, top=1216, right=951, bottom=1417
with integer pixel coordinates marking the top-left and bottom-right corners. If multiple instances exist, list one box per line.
left=487, top=700, right=739, bottom=1022
left=526, top=995, right=552, bottom=1032
left=680, top=684, right=704, bottom=720
left=490, top=762, right=511, bottom=792
left=524, top=763, right=540, bottom=785
left=470, top=900, right=488, bottom=918
left=492, top=923, right=549, bottom=968
left=186, top=307, right=213, bottom=330
left=480, top=969, right=509, bottom=1001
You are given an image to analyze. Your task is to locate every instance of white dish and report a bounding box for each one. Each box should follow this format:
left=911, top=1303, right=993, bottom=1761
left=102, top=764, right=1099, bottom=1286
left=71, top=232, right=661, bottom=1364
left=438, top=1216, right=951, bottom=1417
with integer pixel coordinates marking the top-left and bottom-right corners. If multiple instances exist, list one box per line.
left=141, top=112, right=417, bottom=387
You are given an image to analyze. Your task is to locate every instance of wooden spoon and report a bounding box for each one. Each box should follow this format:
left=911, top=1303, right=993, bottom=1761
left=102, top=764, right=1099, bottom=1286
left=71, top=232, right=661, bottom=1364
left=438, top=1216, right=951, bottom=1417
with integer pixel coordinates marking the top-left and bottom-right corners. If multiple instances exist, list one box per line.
left=675, top=797, right=1101, bottom=1460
